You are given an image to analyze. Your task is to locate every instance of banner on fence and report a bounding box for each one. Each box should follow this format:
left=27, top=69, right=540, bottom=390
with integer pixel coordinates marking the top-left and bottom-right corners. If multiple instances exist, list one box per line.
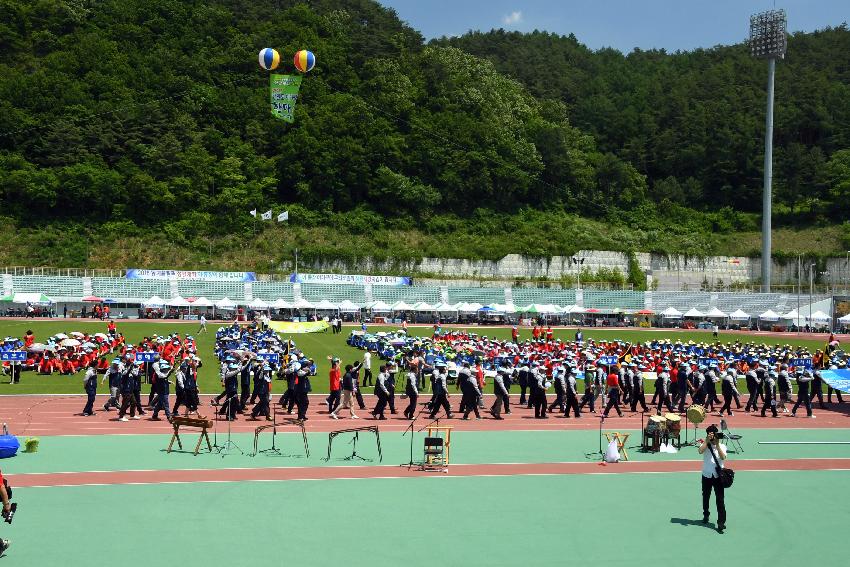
left=289, top=273, right=411, bottom=286
left=126, top=269, right=256, bottom=282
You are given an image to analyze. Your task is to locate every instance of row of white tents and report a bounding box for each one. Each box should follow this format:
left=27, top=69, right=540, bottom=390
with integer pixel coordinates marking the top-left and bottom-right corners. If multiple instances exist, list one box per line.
left=136, top=297, right=838, bottom=323
left=656, top=306, right=835, bottom=325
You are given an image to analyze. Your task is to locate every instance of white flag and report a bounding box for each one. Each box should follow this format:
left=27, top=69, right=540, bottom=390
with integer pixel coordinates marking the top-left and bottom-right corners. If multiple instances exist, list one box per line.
left=249, top=209, right=257, bottom=217
left=261, top=209, right=272, bottom=221
left=277, top=211, right=289, bottom=222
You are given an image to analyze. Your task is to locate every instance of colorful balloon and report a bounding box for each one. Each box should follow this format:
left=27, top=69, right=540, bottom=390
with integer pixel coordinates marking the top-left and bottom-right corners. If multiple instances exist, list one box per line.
left=258, top=48, right=280, bottom=71
left=293, top=50, right=316, bottom=73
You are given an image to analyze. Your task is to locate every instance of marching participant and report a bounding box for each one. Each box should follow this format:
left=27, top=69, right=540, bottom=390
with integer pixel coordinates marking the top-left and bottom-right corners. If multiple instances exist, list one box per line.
left=745, top=362, right=761, bottom=412
left=760, top=370, right=778, bottom=417
left=777, top=364, right=793, bottom=413
left=372, top=365, right=390, bottom=420
left=117, top=360, right=143, bottom=421
left=294, top=359, right=312, bottom=421
left=428, top=363, right=453, bottom=419
left=630, top=362, right=648, bottom=413
left=532, top=364, right=548, bottom=419
left=564, top=364, right=582, bottom=418
left=403, top=368, right=418, bottom=420
left=792, top=369, right=815, bottom=418
left=101, top=358, right=123, bottom=412
left=718, top=368, right=739, bottom=416
left=460, top=363, right=482, bottom=420
left=548, top=363, right=566, bottom=414
left=151, top=358, right=175, bottom=421
left=602, top=365, right=623, bottom=417
left=490, top=365, right=509, bottom=420
left=250, top=363, right=273, bottom=421
left=656, top=364, right=675, bottom=414
left=81, top=359, right=98, bottom=416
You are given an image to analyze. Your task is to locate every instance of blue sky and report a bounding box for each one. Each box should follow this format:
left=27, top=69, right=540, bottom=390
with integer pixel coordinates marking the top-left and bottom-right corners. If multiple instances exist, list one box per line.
left=377, top=0, right=849, bottom=52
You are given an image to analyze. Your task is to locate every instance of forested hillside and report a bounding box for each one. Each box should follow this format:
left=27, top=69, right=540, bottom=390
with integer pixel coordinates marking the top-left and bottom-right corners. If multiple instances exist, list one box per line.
left=0, top=0, right=848, bottom=270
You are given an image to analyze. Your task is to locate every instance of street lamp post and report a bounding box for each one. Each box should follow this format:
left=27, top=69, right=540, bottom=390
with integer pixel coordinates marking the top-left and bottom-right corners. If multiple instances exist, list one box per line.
left=571, top=256, right=585, bottom=290
left=750, top=9, right=787, bottom=292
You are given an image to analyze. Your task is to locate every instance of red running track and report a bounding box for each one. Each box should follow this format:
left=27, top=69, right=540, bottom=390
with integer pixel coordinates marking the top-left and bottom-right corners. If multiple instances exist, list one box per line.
left=13, top=458, right=850, bottom=488
left=2, top=394, right=849, bottom=437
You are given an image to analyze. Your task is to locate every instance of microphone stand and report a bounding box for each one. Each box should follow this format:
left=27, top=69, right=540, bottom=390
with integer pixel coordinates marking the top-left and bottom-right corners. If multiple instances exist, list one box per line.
left=585, top=414, right=606, bottom=461
left=400, top=403, right=430, bottom=470
left=219, top=394, right=243, bottom=457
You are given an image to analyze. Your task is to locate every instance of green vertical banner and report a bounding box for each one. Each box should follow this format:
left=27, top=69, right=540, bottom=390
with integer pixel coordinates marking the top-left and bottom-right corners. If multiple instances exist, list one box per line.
left=270, top=74, right=302, bottom=122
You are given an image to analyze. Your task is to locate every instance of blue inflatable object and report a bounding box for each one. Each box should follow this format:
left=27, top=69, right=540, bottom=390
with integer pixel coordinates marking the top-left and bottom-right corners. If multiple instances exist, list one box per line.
left=0, top=434, right=20, bottom=458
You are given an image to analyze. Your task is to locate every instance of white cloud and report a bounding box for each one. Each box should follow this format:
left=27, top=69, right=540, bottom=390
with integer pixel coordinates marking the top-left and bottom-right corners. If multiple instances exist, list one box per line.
left=502, top=10, right=523, bottom=26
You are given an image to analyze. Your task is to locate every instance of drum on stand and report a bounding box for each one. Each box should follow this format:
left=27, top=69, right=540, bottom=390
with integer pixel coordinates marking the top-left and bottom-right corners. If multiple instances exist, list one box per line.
left=686, top=404, right=706, bottom=425
left=664, top=413, right=682, bottom=436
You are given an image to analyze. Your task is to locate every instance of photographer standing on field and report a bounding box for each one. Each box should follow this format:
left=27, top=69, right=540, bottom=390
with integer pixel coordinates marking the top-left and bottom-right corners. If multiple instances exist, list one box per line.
left=698, top=424, right=728, bottom=533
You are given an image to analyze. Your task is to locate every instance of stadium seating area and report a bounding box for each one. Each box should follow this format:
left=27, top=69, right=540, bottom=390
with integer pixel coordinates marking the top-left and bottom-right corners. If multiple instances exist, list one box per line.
left=2, top=275, right=830, bottom=318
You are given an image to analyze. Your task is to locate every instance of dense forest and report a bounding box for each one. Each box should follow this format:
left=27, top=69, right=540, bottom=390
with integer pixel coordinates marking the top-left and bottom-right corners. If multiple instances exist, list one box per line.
left=0, top=0, right=848, bottom=270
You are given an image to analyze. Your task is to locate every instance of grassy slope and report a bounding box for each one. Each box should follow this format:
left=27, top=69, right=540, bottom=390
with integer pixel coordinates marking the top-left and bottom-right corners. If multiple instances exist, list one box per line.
left=0, top=320, right=831, bottom=395
left=0, top=219, right=845, bottom=273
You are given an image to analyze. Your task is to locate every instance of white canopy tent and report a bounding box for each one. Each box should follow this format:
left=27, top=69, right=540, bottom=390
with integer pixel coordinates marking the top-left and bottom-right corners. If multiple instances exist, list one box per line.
left=411, top=301, right=435, bottom=312
left=683, top=308, right=704, bottom=318
left=660, top=307, right=683, bottom=318
left=248, top=298, right=270, bottom=310
left=368, top=300, right=392, bottom=312
left=729, top=309, right=750, bottom=321
left=214, top=297, right=237, bottom=310
left=293, top=298, right=316, bottom=310
left=838, top=313, right=850, bottom=324
left=758, top=309, right=780, bottom=322
left=337, top=299, right=361, bottom=312
left=166, top=296, right=190, bottom=307
left=1, top=292, right=54, bottom=305
left=313, top=299, right=337, bottom=311
left=272, top=298, right=294, bottom=309
left=808, top=310, right=831, bottom=323
left=457, top=302, right=483, bottom=313
left=144, top=296, right=166, bottom=308
left=191, top=297, right=213, bottom=307
left=391, top=301, right=415, bottom=311
left=432, top=302, right=459, bottom=313
left=704, top=307, right=728, bottom=319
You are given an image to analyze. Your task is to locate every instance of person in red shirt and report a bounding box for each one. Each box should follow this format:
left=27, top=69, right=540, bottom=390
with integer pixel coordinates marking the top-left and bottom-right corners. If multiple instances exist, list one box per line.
left=511, top=326, right=519, bottom=343
left=327, top=357, right=342, bottom=418
left=603, top=367, right=624, bottom=417
left=545, top=326, right=554, bottom=342
left=23, top=330, right=35, bottom=349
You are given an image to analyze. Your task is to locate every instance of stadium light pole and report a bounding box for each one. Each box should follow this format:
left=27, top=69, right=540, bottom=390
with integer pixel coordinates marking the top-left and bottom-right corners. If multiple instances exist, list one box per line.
left=750, top=9, right=787, bottom=293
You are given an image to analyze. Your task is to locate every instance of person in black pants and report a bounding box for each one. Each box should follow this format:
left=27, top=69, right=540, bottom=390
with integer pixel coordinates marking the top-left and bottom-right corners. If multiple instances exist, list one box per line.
left=719, top=369, right=738, bottom=416
left=118, top=362, right=143, bottom=420
left=602, top=371, right=623, bottom=418
left=548, top=368, right=566, bottom=413
left=630, top=364, right=648, bottom=413
left=744, top=365, right=760, bottom=412
left=220, top=361, right=242, bottom=421
left=517, top=363, right=529, bottom=406
left=239, top=357, right=255, bottom=411
left=386, top=363, right=398, bottom=415
left=294, top=361, right=312, bottom=421
left=251, top=363, right=273, bottom=420
left=760, top=371, right=778, bottom=417
left=579, top=368, right=596, bottom=413
left=564, top=367, right=582, bottom=418
left=811, top=369, right=826, bottom=409
left=792, top=369, right=815, bottom=418
left=461, top=366, right=482, bottom=420
left=372, top=366, right=389, bottom=420
left=699, top=424, right=727, bottom=533
left=81, top=360, right=98, bottom=416
left=279, top=362, right=297, bottom=414
left=827, top=364, right=845, bottom=403
left=429, top=366, right=453, bottom=419
left=403, top=370, right=418, bottom=419
left=532, top=366, right=547, bottom=419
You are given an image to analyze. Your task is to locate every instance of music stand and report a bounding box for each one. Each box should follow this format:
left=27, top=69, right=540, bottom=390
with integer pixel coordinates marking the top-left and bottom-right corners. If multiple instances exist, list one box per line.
left=584, top=414, right=606, bottom=461
left=217, top=394, right=243, bottom=457
left=400, top=403, right=429, bottom=470
left=258, top=406, right=282, bottom=456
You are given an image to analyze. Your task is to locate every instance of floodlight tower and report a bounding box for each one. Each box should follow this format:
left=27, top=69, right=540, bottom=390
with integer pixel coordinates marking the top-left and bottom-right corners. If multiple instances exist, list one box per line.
left=750, top=9, right=787, bottom=292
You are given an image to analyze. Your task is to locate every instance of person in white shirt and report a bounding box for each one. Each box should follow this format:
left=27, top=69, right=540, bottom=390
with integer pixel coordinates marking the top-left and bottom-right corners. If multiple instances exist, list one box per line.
left=362, top=351, right=373, bottom=386
left=698, top=424, right=728, bottom=533
left=198, top=315, right=207, bottom=333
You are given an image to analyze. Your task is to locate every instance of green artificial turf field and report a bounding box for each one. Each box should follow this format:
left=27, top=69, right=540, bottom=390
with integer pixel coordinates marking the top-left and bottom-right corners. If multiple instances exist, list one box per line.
left=6, top=470, right=847, bottom=567
left=0, top=319, right=832, bottom=395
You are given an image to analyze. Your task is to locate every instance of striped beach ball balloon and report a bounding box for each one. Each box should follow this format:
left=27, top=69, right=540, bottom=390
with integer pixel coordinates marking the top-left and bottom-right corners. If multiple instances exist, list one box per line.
left=293, top=50, right=316, bottom=73
left=258, top=48, right=280, bottom=71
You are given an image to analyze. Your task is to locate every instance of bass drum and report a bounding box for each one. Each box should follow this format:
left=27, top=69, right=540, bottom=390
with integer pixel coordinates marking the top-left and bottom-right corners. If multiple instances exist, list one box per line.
left=686, top=404, right=706, bottom=425
left=646, top=414, right=666, bottom=434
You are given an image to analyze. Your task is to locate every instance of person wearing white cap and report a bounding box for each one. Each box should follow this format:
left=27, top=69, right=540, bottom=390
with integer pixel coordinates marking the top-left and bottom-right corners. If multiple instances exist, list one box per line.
left=102, top=358, right=123, bottom=411
left=151, top=358, right=175, bottom=421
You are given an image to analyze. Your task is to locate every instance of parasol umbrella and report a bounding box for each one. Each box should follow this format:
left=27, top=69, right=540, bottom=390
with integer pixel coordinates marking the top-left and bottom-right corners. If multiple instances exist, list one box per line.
left=60, top=338, right=81, bottom=347
left=82, top=341, right=97, bottom=348
left=27, top=343, right=54, bottom=353
left=53, top=333, right=69, bottom=340
left=81, top=295, right=104, bottom=303
left=94, top=333, right=109, bottom=340
left=70, top=332, right=85, bottom=339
